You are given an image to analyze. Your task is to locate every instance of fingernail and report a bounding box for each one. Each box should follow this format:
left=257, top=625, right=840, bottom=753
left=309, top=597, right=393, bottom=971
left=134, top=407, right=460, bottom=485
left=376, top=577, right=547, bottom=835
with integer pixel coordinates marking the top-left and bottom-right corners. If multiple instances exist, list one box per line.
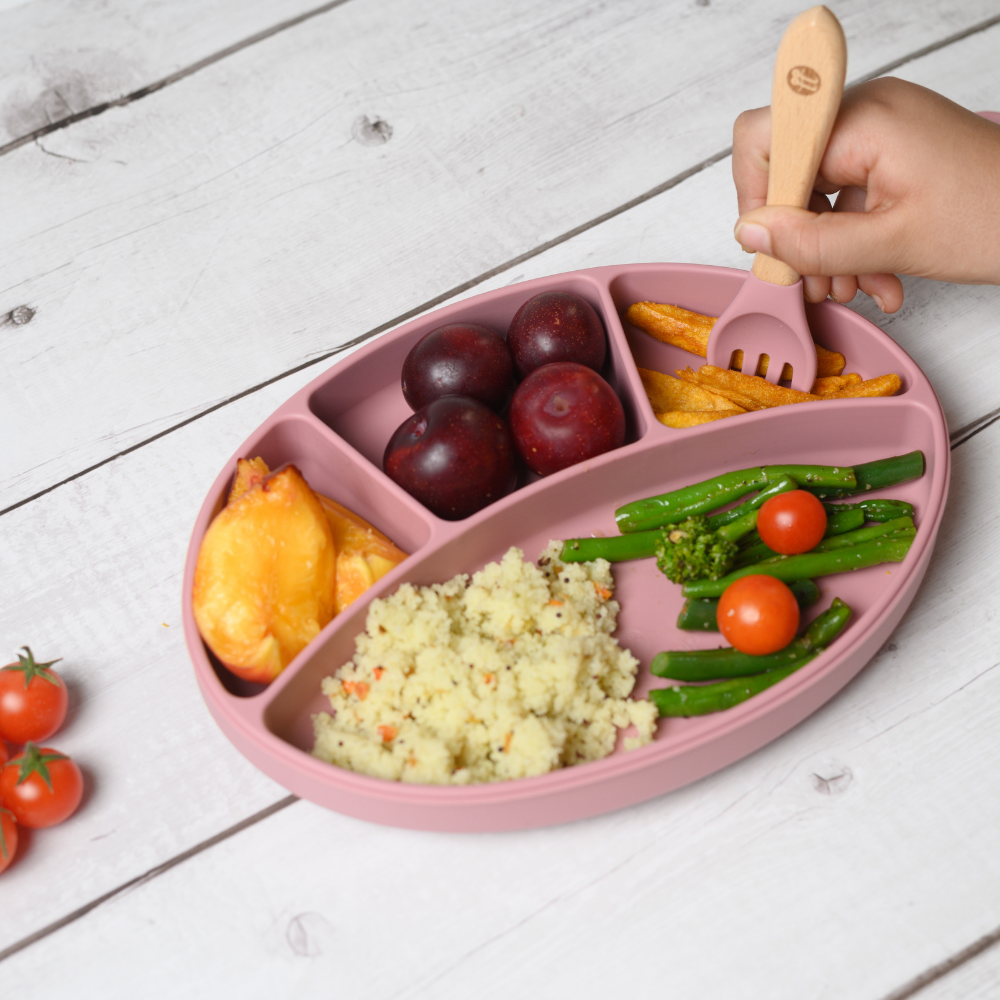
left=872, top=294, right=886, bottom=312
left=734, top=222, right=772, bottom=256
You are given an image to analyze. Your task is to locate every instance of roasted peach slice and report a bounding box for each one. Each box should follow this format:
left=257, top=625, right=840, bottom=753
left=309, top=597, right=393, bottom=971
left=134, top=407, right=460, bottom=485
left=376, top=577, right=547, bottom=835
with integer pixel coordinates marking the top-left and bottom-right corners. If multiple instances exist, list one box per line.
left=193, top=465, right=337, bottom=684
left=317, top=496, right=408, bottom=613
left=228, top=456, right=269, bottom=502
left=230, top=457, right=407, bottom=613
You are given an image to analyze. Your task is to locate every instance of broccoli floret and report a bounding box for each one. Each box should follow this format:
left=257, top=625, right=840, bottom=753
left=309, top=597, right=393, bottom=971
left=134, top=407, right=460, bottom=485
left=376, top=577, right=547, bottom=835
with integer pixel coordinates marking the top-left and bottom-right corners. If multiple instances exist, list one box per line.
left=654, top=515, right=738, bottom=583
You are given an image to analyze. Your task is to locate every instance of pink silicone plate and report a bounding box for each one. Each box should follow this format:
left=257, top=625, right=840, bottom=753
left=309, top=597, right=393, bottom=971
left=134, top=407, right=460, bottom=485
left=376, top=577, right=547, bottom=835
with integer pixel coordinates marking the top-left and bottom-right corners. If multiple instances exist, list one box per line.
left=182, top=263, right=949, bottom=832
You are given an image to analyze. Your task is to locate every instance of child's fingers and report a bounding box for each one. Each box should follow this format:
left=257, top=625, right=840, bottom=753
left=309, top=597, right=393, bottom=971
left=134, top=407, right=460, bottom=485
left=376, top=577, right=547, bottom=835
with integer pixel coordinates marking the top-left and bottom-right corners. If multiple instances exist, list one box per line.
left=732, top=107, right=771, bottom=217
left=858, top=272, right=904, bottom=314
left=830, top=275, right=859, bottom=303
left=803, top=275, right=831, bottom=303
left=833, top=185, right=867, bottom=213
left=734, top=205, right=901, bottom=278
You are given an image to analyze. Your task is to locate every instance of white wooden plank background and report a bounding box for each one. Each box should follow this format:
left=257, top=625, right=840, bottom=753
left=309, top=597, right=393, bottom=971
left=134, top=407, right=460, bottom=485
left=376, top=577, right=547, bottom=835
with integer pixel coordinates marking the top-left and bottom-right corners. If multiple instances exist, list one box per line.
left=2, top=1, right=1000, bottom=996
left=3, top=418, right=998, bottom=999
left=3, top=0, right=999, bottom=511
left=0, top=0, right=335, bottom=149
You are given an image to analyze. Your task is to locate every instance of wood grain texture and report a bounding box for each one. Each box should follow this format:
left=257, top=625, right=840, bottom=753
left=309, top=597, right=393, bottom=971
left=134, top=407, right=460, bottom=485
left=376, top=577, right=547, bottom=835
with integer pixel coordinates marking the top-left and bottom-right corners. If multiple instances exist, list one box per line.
left=2, top=0, right=999, bottom=511
left=0, top=0, right=334, bottom=148
left=3, top=3, right=1000, bottom=994
left=2, top=18, right=1000, bottom=958
left=896, top=937, right=1000, bottom=1000
left=0, top=363, right=323, bottom=952
left=2, top=419, right=998, bottom=998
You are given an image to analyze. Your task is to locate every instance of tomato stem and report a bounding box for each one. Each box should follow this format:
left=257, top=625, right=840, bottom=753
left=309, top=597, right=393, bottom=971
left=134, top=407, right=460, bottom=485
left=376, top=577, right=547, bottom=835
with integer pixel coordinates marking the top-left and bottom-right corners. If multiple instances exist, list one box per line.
left=7, top=647, right=63, bottom=689
left=13, top=743, right=69, bottom=792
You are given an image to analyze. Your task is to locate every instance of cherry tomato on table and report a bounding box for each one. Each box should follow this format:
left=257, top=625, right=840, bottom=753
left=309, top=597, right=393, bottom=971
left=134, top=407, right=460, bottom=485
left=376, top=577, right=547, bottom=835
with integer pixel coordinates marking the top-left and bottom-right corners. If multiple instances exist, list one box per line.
left=1, top=744, right=83, bottom=829
left=0, top=647, right=68, bottom=745
left=757, top=490, right=828, bottom=555
left=0, top=807, right=16, bottom=874
left=717, top=574, right=800, bottom=655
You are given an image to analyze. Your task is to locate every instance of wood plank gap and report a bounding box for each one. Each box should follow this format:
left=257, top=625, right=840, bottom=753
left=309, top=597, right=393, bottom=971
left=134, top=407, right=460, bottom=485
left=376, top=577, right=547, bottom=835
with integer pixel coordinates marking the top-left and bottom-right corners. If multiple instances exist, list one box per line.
left=0, top=794, right=298, bottom=966
left=847, top=11, right=1000, bottom=87
left=4, top=15, right=998, bottom=515
left=0, top=0, right=355, bottom=159
left=949, top=404, right=1000, bottom=449
left=0, top=144, right=735, bottom=520
left=879, top=921, right=1000, bottom=1000
left=0, top=420, right=994, bottom=966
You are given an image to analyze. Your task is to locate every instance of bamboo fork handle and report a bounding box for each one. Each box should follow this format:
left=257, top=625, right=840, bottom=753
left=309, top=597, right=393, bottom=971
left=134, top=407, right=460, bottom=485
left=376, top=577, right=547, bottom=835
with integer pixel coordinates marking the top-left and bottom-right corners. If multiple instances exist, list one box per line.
left=752, top=5, right=847, bottom=286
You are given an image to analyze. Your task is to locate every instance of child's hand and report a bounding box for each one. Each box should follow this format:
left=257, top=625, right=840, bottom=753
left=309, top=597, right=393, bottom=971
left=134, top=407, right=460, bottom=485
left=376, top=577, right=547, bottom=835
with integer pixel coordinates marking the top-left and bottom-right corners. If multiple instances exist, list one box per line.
left=731, top=77, right=1000, bottom=312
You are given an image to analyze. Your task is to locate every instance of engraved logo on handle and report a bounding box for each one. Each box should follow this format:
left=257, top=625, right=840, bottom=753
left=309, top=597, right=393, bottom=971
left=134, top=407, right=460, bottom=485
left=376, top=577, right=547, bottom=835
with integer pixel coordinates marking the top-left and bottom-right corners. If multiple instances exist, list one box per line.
left=787, top=65, right=821, bottom=95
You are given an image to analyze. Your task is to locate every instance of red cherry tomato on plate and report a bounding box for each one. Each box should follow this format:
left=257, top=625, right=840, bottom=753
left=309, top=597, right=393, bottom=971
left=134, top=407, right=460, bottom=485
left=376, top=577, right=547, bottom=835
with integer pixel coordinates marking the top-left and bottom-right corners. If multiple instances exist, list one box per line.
left=0, top=807, right=17, bottom=874
left=757, top=490, right=827, bottom=555
left=1, top=744, right=83, bottom=829
left=0, top=741, right=7, bottom=766
left=717, top=575, right=800, bottom=655
left=0, top=647, right=68, bottom=745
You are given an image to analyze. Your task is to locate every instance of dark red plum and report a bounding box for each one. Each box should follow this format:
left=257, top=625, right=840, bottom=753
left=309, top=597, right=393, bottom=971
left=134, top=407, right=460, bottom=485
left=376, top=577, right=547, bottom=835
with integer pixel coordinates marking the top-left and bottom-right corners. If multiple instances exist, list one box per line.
left=507, top=291, right=606, bottom=378
left=383, top=396, right=518, bottom=519
left=508, top=363, right=625, bottom=476
left=401, top=323, right=515, bottom=412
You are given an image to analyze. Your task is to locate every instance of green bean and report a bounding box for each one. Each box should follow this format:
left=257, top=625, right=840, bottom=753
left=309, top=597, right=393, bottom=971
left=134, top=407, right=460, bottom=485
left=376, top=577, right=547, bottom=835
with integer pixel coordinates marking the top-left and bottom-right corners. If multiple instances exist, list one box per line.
left=705, top=475, right=797, bottom=531
left=561, top=508, right=759, bottom=565
left=734, top=507, right=865, bottom=568
left=681, top=537, right=913, bottom=599
left=810, top=516, right=914, bottom=552
left=808, top=451, right=924, bottom=499
left=823, top=498, right=915, bottom=521
left=559, top=532, right=660, bottom=564
left=655, top=598, right=850, bottom=680
left=614, top=465, right=857, bottom=533
left=806, top=597, right=853, bottom=648
left=650, top=601, right=851, bottom=715
left=676, top=579, right=820, bottom=631
left=649, top=665, right=803, bottom=716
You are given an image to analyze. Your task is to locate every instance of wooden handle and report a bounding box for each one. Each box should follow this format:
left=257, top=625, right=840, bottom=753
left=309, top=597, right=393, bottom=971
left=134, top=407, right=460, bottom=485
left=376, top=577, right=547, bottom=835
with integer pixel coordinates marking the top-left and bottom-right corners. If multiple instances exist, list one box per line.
left=752, top=5, right=847, bottom=286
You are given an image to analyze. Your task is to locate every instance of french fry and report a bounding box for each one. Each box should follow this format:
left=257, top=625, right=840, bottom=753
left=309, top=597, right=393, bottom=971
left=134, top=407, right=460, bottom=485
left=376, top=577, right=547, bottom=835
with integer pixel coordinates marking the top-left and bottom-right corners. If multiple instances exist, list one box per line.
left=626, top=300, right=846, bottom=376
left=812, top=373, right=862, bottom=396
left=674, top=365, right=822, bottom=410
left=829, top=373, right=902, bottom=398
left=626, top=302, right=715, bottom=356
left=813, top=346, right=846, bottom=378
left=655, top=410, right=740, bottom=428
left=638, top=367, right=746, bottom=413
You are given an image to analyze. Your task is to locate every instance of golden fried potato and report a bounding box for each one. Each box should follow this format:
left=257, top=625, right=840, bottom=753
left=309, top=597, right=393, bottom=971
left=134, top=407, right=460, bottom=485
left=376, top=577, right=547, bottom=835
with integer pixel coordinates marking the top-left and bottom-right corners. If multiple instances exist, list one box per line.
left=829, top=373, right=902, bottom=398
left=812, top=373, right=862, bottom=396
left=674, top=366, right=822, bottom=410
left=626, top=302, right=715, bottom=356
left=638, top=367, right=746, bottom=413
left=627, top=300, right=845, bottom=377
left=655, top=410, right=740, bottom=428
left=194, top=465, right=337, bottom=684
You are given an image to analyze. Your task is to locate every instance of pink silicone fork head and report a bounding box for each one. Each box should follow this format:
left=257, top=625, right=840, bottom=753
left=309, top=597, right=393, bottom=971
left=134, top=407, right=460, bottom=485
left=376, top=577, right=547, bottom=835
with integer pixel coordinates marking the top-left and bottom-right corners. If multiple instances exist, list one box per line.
left=706, top=273, right=817, bottom=391
left=707, top=6, right=847, bottom=393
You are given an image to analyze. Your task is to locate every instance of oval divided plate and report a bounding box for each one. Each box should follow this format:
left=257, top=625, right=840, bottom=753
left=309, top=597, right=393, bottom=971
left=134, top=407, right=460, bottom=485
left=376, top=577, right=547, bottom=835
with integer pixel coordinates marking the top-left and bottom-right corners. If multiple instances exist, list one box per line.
left=182, top=263, right=949, bottom=832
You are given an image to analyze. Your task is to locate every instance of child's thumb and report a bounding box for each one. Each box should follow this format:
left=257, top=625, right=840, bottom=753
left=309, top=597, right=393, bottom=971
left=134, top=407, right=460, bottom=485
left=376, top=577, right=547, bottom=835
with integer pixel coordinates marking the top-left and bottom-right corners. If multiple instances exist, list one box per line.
left=734, top=205, right=898, bottom=277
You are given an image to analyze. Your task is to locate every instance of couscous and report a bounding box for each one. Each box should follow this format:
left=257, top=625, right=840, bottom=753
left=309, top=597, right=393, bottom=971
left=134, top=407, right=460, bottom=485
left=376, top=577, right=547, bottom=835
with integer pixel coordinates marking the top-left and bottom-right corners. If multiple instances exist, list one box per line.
left=312, top=541, right=657, bottom=784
